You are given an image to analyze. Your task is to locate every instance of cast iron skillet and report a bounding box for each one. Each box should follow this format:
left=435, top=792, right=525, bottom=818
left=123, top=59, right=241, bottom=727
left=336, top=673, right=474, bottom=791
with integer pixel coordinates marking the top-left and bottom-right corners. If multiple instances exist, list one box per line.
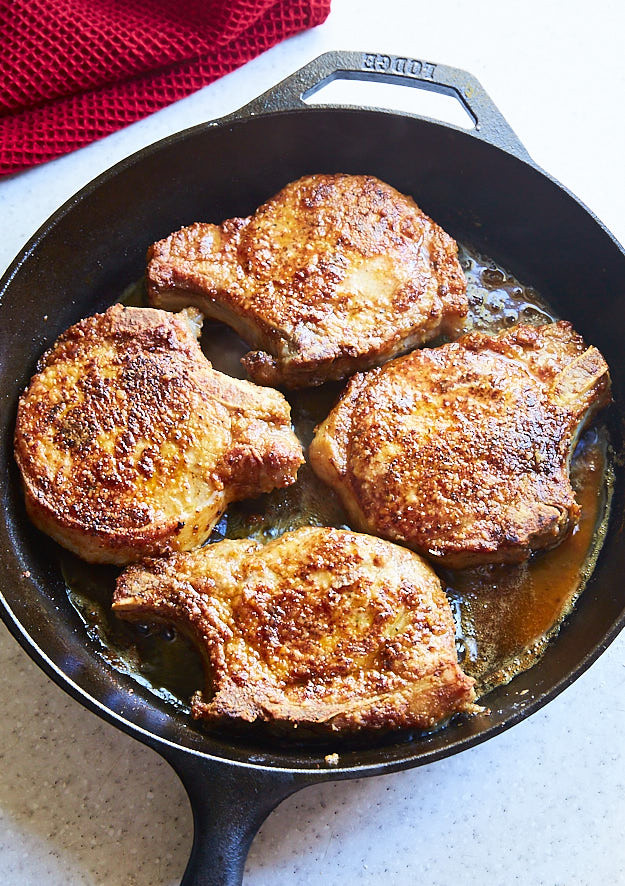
left=1, top=51, right=625, bottom=886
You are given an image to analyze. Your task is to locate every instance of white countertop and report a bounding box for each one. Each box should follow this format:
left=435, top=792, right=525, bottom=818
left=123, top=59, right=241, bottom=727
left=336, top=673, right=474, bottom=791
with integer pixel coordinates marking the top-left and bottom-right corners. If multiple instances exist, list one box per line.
left=2, top=2, right=625, bottom=884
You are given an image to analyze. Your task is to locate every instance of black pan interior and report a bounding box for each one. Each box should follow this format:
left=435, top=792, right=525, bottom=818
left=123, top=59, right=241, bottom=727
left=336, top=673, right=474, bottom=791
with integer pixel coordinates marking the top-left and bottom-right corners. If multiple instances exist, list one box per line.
left=2, top=107, right=624, bottom=774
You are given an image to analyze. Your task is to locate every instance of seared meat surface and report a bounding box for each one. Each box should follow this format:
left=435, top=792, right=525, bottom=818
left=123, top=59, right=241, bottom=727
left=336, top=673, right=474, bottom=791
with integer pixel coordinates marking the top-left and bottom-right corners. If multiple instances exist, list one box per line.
left=147, top=174, right=467, bottom=388
left=310, top=322, right=611, bottom=567
left=113, top=527, right=477, bottom=734
left=15, top=305, right=303, bottom=565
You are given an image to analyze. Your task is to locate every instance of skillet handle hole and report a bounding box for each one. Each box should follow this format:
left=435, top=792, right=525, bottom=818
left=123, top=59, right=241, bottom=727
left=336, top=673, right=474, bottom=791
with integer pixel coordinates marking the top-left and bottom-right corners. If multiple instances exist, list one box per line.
left=303, top=76, right=475, bottom=130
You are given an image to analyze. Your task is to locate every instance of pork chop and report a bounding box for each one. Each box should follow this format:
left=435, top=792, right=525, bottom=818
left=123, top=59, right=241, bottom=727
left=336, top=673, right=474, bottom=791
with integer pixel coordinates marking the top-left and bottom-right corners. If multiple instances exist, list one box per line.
left=112, top=527, right=477, bottom=734
left=146, top=174, right=467, bottom=388
left=14, top=305, right=303, bottom=565
left=309, top=322, right=611, bottom=567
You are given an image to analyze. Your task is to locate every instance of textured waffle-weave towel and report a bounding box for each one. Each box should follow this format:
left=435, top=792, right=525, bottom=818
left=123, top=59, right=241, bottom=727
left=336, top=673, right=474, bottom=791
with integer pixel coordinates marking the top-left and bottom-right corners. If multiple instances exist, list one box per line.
left=0, top=0, right=331, bottom=175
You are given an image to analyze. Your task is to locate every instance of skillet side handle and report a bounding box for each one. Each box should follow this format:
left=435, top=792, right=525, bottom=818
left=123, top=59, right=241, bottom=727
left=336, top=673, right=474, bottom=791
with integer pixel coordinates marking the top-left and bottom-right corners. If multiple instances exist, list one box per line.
left=230, top=49, right=532, bottom=163
left=163, top=750, right=310, bottom=886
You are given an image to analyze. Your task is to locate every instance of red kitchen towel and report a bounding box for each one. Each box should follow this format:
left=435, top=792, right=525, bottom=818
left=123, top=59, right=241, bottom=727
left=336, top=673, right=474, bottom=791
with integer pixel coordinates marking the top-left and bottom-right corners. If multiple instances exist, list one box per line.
left=0, top=0, right=331, bottom=176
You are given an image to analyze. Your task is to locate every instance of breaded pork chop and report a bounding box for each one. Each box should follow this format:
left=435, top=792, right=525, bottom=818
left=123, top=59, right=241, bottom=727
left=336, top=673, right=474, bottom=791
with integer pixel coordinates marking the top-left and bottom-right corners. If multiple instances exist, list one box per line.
left=310, top=322, right=611, bottom=568
left=15, top=305, right=303, bottom=565
left=147, top=174, right=467, bottom=388
left=113, top=527, right=477, bottom=734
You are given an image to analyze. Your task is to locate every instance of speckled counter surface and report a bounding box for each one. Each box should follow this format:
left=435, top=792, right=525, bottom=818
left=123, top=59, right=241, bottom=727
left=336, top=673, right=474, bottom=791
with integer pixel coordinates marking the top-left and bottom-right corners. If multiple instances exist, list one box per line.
left=2, top=2, right=625, bottom=884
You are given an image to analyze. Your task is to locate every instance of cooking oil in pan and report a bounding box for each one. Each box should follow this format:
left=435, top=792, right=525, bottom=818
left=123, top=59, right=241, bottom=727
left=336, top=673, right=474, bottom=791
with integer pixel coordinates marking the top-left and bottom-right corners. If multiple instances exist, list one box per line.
left=62, top=244, right=614, bottom=718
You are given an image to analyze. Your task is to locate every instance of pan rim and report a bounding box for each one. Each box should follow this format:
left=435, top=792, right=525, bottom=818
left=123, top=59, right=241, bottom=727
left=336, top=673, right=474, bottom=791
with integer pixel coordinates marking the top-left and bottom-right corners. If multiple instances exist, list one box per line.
left=2, top=103, right=625, bottom=778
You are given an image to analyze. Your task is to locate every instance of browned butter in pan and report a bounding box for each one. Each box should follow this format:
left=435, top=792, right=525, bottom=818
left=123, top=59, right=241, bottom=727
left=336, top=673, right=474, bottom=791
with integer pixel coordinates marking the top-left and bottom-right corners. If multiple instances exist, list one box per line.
left=61, top=244, right=613, bottom=713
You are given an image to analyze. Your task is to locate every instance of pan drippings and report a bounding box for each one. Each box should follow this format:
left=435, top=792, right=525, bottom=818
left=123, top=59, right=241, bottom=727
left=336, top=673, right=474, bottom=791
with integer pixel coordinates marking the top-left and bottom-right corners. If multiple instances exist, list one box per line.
left=62, top=244, right=613, bottom=715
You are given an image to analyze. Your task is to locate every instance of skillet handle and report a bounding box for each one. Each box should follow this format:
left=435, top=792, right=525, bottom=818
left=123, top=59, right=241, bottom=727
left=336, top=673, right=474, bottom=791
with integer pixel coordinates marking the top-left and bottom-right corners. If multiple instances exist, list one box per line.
left=162, top=748, right=310, bottom=886
left=232, top=49, right=532, bottom=163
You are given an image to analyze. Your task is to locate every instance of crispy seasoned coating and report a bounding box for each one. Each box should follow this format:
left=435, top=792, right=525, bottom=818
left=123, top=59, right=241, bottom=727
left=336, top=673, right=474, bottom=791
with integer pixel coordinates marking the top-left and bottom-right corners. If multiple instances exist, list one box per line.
left=146, top=174, right=467, bottom=388
left=112, top=527, right=477, bottom=734
left=309, top=322, right=611, bottom=567
left=14, top=305, right=303, bottom=565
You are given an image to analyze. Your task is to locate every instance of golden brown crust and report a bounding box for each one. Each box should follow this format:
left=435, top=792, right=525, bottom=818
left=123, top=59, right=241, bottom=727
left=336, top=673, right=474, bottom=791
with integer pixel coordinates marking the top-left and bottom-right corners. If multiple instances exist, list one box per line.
left=14, top=305, right=303, bottom=564
left=112, top=527, right=477, bottom=734
left=309, top=322, right=611, bottom=567
left=147, top=174, right=468, bottom=388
